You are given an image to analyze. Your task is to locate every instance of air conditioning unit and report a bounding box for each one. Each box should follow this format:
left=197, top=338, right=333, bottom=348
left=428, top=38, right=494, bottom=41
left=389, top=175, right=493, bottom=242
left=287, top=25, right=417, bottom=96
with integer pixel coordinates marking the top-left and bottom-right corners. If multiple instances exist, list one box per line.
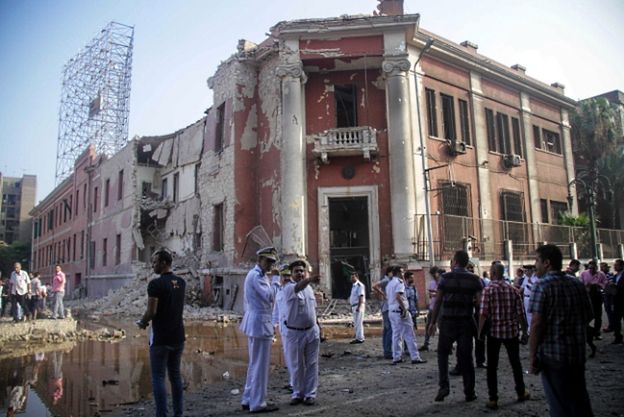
left=503, top=154, right=522, bottom=168
left=446, top=140, right=467, bottom=156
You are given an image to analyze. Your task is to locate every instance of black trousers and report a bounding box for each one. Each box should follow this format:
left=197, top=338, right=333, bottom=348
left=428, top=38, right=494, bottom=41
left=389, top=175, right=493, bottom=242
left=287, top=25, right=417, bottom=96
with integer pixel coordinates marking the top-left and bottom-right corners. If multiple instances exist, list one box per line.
left=588, top=286, right=603, bottom=337
left=437, top=317, right=476, bottom=396
left=486, top=336, right=526, bottom=401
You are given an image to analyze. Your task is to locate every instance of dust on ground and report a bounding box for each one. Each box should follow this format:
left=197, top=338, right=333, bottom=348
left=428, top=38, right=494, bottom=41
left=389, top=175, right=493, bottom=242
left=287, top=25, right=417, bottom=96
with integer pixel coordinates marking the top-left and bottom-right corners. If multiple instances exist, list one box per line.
left=109, top=328, right=624, bottom=417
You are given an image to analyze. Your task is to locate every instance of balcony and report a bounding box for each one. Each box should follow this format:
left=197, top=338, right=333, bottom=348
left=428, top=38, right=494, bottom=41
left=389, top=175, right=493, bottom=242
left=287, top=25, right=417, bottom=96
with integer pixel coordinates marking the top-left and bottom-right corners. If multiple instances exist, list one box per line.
left=312, top=126, right=378, bottom=164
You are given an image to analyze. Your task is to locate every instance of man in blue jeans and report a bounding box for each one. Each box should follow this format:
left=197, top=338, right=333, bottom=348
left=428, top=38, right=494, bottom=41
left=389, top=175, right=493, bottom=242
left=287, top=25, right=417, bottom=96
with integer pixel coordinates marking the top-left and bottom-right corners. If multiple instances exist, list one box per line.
left=373, top=266, right=394, bottom=359
left=138, top=249, right=186, bottom=417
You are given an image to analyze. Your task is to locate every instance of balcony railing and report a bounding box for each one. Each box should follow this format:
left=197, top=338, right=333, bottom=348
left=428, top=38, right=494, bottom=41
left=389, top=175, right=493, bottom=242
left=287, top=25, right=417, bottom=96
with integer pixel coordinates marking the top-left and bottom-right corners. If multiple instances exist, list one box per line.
left=414, top=213, right=624, bottom=262
left=313, top=126, right=378, bottom=163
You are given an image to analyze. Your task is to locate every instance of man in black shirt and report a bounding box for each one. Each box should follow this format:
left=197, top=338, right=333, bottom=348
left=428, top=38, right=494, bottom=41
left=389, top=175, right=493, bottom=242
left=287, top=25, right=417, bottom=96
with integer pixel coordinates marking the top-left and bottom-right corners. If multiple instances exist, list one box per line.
left=137, top=249, right=186, bottom=417
left=427, top=250, right=483, bottom=403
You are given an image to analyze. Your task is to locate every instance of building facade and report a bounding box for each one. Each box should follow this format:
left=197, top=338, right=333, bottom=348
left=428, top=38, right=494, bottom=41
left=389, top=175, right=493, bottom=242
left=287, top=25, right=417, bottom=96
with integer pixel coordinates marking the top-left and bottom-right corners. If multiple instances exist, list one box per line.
left=198, top=3, right=580, bottom=303
left=0, top=174, right=37, bottom=244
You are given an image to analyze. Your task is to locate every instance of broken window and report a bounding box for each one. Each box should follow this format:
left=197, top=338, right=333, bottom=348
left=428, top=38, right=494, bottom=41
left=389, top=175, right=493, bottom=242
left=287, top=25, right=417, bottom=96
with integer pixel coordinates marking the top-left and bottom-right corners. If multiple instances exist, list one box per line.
left=425, top=88, right=438, bottom=137
left=194, top=163, right=201, bottom=195
left=459, top=99, right=471, bottom=145
left=496, top=113, right=511, bottom=154
left=116, top=233, right=121, bottom=265
left=512, top=117, right=523, bottom=158
left=173, top=172, right=179, bottom=203
left=141, top=181, right=152, bottom=197
left=335, top=84, right=357, bottom=128
left=105, top=178, right=110, bottom=207
left=543, top=129, right=562, bottom=154
left=215, top=102, right=225, bottom=153
left=540, top=199, right=549, bottom=223
left=441, top=94, right=456, bottom=141
left=486, top=108, right=496, bottom=152
left=118, top=169, right=124, bottom=201
left=551, top=201, right=568, bottom=225
left=161, top=178, right=168, bottom=199
left=213, top=203, right=224, bottom=252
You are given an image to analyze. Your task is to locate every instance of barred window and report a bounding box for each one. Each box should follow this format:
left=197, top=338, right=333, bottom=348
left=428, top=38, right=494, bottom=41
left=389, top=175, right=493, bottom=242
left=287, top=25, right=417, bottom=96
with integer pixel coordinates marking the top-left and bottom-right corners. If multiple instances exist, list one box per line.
left=441, top=183, right=470, bottom=216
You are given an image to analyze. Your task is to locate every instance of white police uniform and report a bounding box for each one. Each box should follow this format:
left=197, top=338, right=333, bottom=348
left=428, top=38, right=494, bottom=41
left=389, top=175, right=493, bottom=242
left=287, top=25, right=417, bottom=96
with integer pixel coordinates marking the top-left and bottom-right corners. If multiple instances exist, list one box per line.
left=386, top=276, right=423, bottom=362
left=349, top=280, right=366, bottom=341
left=240, top=264, right=275, bottom=412
left=282, top=280, right=320, bottom=401
left=272, top=279, right=294, bottom=387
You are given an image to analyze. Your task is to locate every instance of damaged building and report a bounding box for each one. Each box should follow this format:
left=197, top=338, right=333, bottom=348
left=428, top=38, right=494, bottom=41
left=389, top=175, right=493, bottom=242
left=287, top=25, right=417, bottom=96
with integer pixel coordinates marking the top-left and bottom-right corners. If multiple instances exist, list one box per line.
left=30, top=118, right=205, bottom=298
left=198, top=0, right=588, bottom=309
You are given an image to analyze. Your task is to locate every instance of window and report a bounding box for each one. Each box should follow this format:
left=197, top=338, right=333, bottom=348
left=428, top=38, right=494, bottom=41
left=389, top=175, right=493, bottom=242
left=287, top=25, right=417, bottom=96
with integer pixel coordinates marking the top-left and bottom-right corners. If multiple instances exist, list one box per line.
left=425, top=88, right=438, bottom=137
left=73, top=234, right=77, bottom=261
left=48, top=210, right=54, bottom=231
left=511, top=117, right=523, bottom=158
left=93, top=187, right=99, bottom=213
left=75, top=189, right=79, bottom=216
left=215, top=102, right=225, bottom=153
left=83, top=184, right=87, bottom=209
left=115, top=234, right=121, bottom=265
left=81, top=231, right=85, bottom=259
left=213, top=203, right=224, bottom=251
left=161, top=178, right=168, bottom=199
left=485, top=108, right=496, bottom=152
left=104, top=179, right=110, bottom=207
left=540, top=199, right=549, bottom=223
left=118, top=170, right=124, bottom=200
left=89, top=241, right=96, bottom=268
left=194, top=164, right=201, bottom=195
left=496, top=113, right=511, bottom=154
left=543, top=129, right=562, bottom=154
left=441, top=94, right=456, bottom=140
left=142, top=181, right=152, bottom=197
left=173, top=172, right=179, bottom=203
left=441, top=183, right=470, bottom=216
left=551, top=201, right=568, bottom=225
left=102, top=238, right=107, bottom=266
left=533, top=125, right=542, bottom=149
left=335, top=84, right=357, bottom=128
left=501, top=191, right=525, bottom=222
left=458, top=99, right=471, bottom=145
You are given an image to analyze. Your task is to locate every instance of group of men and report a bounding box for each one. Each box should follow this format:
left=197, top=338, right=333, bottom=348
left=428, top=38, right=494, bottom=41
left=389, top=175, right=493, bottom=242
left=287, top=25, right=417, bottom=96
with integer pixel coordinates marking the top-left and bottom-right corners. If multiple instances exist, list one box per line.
left=1, top=262, right=66, bottom=321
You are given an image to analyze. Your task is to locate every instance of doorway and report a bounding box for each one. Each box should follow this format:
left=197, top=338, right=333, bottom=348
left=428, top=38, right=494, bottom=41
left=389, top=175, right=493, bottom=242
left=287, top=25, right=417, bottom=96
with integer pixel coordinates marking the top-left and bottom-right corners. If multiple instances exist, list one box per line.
left=328, top=197, right=370, bottom=299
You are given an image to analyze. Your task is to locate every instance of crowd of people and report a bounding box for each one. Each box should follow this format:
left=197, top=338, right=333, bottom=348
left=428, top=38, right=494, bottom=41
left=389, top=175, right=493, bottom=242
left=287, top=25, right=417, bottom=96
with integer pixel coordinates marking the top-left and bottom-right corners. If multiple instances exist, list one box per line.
left=136, top=244, right=623, bottom=416
left=0, top=262, right=67, bottom=322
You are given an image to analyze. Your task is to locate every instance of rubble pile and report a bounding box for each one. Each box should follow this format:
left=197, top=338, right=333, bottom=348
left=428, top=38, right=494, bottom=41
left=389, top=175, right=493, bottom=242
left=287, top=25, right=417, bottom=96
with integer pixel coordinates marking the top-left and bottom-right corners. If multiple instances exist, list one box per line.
left=73, top=261, right=240, bottom=322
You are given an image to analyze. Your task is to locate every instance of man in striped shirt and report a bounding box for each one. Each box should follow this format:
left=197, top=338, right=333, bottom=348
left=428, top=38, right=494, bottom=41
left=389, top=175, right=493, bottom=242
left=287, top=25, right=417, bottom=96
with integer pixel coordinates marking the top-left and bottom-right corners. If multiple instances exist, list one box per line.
left=479, top=262, right=529, bottom=410
left=529, top=244, right=594, bottom=417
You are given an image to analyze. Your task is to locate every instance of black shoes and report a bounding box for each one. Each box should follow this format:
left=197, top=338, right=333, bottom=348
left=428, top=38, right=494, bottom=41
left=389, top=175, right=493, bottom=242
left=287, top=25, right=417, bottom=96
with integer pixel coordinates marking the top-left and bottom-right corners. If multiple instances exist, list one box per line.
left=250, top=403, right=279, bottom=413
left=418, top=345, right=429, bottom=352
left=411, top=358, right=427, bottom=364
left=449, top=367, right=461, bottom=376
left=434, top=388, right=450, bottom=402
left=349, top=339, right=364, bottom=344
left=465, top=394, right=478, bottom=402
left=290, top=397, right=303, bottom=405
left=392, top=359, right=404, bottom=365
left=303, top=397, right=315, bottom=406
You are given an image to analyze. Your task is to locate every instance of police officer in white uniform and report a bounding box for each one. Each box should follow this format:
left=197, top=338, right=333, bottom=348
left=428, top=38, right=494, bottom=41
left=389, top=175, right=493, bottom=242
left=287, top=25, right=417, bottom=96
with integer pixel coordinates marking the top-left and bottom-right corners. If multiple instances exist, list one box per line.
left=272, top=264, right=294, bottom=390
left=386, top=265, right=427, bottom=365
left=349, top=267, right=366, bottom=344
left=240, top=247, right=279, bottom=414
left=283, top=259, right=320, bottom=406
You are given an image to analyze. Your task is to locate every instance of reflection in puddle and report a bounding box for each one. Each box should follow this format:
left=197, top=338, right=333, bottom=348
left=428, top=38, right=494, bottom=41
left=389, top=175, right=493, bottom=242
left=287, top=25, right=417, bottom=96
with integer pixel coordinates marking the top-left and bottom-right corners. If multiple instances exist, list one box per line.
left=1, top=322, right=362, bottom=416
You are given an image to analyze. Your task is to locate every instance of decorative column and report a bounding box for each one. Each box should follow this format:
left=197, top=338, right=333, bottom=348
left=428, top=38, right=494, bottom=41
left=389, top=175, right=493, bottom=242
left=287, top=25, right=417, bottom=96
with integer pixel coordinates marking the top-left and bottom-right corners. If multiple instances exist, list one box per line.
left=276, top=62, right=307, bottom=258
left=560, top=109, right=578, bottom=215
left=520, top=92, right=543, bottom=243
left=469, top=71, right=495, bottom=256
left=383, top=55, right=416, bottom=258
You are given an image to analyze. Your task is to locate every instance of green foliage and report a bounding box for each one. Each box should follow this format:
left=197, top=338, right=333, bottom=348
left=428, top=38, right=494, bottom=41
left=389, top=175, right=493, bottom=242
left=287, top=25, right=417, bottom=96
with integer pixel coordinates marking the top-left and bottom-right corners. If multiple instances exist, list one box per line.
left=571, top=98, right=620, bottom=170
left=0, top=241, right=31, bottom=280
left=559, top=212, right=589, bottom=227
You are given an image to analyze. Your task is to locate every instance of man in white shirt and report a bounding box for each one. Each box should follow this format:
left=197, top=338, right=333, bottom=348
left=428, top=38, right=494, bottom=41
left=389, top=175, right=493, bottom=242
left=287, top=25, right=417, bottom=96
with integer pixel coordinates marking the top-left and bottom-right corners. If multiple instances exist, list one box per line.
left=348, top=267, right=366, bottom=344
left=386, top=265, right=426, bottom=365
left=9, top=262, right=31, bottom=321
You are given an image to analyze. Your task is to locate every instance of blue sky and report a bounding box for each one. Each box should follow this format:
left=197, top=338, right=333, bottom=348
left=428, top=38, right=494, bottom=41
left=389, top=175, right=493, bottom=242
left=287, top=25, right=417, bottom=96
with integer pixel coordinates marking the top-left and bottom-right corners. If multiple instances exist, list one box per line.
left=1, top=0, right=622, bottom=202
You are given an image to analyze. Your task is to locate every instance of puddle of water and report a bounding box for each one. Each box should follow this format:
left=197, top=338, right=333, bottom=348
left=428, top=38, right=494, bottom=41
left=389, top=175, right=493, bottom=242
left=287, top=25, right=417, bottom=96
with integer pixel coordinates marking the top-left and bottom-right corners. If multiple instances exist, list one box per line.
left=0, top=321, right=366, bottom=416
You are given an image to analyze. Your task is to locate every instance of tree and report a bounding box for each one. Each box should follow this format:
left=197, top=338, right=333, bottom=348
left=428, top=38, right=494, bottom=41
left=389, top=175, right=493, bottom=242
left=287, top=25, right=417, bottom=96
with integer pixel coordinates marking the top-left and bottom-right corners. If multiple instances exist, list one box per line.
left=0, top=241, right=31, bottom=279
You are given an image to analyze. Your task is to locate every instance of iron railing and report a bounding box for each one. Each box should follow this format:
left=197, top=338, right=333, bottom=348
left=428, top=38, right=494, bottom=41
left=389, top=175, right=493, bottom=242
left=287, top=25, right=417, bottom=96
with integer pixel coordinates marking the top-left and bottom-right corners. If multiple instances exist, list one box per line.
left=414, top=213, right=624, bottom=262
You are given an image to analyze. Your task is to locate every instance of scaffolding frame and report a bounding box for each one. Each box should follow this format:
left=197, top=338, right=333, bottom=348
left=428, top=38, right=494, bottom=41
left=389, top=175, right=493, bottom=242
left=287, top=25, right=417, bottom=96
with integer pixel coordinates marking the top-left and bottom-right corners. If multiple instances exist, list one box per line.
left=55, top=22, right=134, bottom=183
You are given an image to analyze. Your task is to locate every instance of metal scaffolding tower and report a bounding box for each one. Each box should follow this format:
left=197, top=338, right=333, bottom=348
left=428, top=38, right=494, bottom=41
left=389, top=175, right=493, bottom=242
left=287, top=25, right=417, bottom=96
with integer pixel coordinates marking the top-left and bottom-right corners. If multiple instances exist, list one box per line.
left=55, top=22, right=134, bottom=184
